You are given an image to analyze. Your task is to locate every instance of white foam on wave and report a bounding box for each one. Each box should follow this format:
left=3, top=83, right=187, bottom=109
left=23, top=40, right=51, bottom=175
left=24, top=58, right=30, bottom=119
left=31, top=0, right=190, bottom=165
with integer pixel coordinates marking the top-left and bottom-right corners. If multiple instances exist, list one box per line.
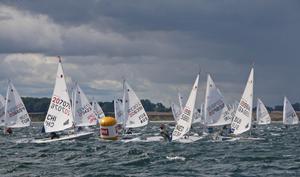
left=166, top=156, right=186, bottom=161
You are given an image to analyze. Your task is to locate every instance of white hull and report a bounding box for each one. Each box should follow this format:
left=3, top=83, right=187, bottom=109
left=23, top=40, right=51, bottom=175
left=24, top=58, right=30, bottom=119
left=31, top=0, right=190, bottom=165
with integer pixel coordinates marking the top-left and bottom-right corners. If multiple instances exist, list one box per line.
left=213, top=135, right=264, bottom=142
left=32, top=132, right=94, bottom=144
left=121, top=136, right=163, bottom=143
left=174, top=135, right=204, bottom=143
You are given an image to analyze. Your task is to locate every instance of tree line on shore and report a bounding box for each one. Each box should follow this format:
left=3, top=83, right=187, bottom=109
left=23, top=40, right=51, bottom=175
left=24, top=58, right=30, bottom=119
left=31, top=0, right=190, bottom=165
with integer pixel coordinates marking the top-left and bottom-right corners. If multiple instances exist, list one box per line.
left=21, top=97, right=300, bottom=113
left=22, top=97, right=171, bottom=113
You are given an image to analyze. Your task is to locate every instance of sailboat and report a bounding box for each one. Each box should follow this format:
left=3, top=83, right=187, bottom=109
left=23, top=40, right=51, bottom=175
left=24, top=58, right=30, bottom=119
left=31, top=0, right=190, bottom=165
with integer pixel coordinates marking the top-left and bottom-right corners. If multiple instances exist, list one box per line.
left=120, top=80, right=149, bottom=138
left=171, top=74, right=203, bottom=143
left=171, top=102, right=181, bottom=122
left=230, top=68, right=262, bottom=140
left=172, top=91, right=202, bottom=125
left=256, top=98, right=271, bottom=125
left=204, top=74, right=232, bottom=127
left=0, top=95, right=6, bottom=126
left=72, top=82, right=98, bottom=129
left=122, top=80, right=149, bottom=129
left=3, top=80, right=31, bottom=133
left=283, top=96, right=299, bottom=126
left=92, top=100, right=105, bottom=122
left=33, top=57, right=93, bottom=143
left=114, top=98, right=124, bottom=124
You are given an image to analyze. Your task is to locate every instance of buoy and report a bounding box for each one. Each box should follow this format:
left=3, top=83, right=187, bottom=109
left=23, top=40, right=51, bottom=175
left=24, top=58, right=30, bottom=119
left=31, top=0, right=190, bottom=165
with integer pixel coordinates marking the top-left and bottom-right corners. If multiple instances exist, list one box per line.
left=100, top=117, right=118, bottom=140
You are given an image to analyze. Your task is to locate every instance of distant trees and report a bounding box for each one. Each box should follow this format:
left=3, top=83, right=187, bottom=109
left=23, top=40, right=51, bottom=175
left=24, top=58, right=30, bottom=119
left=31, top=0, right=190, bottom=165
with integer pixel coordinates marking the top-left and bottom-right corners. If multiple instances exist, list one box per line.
left=22, top=97, right=51, bottom=113
left=19, top=97, right=300, bottom=113
left=21, top=97, right=171, bottom=113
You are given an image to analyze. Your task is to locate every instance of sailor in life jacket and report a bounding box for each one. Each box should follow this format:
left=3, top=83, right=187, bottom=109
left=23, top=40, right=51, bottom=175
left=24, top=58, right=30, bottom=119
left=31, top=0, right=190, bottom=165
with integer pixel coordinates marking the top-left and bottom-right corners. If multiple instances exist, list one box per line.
left=159, top=124, right=171, bottom=142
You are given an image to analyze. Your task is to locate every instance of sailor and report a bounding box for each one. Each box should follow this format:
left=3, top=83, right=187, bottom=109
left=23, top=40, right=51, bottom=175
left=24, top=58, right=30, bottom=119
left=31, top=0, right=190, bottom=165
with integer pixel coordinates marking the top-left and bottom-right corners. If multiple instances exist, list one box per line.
left=207, top=127, right=214, bottom=134
left=4, top=127, right=13, bottom=134
left=125, top=128, right=133, bottom=134
left=50, top=132, right=60, bottom=139
left=159, top=124, right=171, bottom=142
left=220, top=125, right=228, bottom=136
left=77, top=126, right=83, bottom=132
left=41, top=126, right=45, bottom=133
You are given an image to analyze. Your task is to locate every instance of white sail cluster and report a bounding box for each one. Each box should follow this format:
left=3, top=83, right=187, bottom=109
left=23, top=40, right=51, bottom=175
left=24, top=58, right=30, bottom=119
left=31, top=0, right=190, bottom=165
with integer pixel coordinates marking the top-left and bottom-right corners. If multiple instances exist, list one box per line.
left=43, top=58, right=105, bottom=134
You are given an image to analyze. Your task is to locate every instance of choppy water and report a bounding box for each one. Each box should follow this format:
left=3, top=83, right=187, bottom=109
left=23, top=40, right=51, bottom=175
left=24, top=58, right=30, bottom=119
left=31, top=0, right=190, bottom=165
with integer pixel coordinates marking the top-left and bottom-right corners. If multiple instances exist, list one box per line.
left=1, top=122, right=300, bottom=177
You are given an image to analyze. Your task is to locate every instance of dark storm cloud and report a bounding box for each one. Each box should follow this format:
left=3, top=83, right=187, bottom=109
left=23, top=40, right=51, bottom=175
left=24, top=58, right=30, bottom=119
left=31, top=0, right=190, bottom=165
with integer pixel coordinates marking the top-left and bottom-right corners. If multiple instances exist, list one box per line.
left=0, top=1, right=299, bottom=105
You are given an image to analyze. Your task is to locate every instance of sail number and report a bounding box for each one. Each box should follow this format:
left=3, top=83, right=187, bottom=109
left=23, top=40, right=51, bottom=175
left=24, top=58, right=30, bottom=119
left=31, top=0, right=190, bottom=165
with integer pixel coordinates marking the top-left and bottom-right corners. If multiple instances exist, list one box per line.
left=231, top=116, right=241, bottom=130
left=138, top=112, right=148, bottom=124
left=77, top=104, right=92, bottom=117
left=45, top=114, right=57, bottom=127
left=181, top=108, right=191, bottom=122
left=50, top=96, right=71, bottom=115
left=207, top=99, right=225, bottom=116
left=173, top=124, right=184, bottom=136
left=238, top=100, right=250, bottom=117
left=128, top=103, right=143, bottom=117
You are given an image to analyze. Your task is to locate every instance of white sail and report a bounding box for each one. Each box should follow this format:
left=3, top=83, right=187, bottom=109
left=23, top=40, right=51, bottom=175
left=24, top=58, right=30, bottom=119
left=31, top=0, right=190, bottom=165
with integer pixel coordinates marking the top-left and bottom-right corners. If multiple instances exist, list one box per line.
left=172, top=74, right=199, bottom=141
left=204, top=74, right=232, bottom=126
left=231, top=68, right=254, bottom=135
left=44, top=58, right=74, bottom=133
left=4, top=81, right=31, bottom=128
left=178, top=92, right=184, bottom=110
left=192, top=108, right=202, bottom=124
left=256, top=98, right=271, bottom=125
left=123, top=81, right=149, bottom=128
left=171, top=102, right=181, bottom=122
left=283, top=97, right=299, bottom=125
left=92, top=101, right=105, bottom=120
left=199, top=103, right=206, bottom=124
left=73, top=83, right=97, bottom=127
left=114, top=99, right=124, bottom=124
left=0, top=95, right=5, bottom=126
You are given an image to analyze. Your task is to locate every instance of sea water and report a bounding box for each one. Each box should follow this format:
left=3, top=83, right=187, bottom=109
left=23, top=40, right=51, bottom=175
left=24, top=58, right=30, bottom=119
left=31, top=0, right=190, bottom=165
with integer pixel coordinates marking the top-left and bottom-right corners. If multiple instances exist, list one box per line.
left=0, top=122, right=299, bottom=177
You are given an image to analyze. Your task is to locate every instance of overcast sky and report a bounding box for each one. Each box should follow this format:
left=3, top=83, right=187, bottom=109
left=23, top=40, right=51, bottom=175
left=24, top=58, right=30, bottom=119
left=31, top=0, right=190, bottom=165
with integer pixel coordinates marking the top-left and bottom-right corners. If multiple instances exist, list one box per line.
left=0, top=0, right=299, bottom=107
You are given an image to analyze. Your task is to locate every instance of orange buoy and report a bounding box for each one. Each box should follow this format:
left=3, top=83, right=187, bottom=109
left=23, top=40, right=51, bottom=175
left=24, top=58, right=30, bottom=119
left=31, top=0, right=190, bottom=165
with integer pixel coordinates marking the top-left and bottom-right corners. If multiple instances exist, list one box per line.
left=100, top=117, right=118, bottom=140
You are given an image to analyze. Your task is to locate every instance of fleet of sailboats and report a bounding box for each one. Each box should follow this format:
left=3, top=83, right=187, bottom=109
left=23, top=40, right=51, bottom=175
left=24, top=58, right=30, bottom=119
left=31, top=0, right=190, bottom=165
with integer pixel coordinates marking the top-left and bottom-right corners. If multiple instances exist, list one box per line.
left=0, top=59, right=298, bottom=144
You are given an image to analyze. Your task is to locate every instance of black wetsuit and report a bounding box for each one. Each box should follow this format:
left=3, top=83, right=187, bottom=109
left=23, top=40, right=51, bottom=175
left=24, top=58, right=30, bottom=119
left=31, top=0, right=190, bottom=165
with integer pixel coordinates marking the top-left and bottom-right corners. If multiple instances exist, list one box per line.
left=50, top=132, right=60, bottom=139
left=160, top=129, right=171, bottom=142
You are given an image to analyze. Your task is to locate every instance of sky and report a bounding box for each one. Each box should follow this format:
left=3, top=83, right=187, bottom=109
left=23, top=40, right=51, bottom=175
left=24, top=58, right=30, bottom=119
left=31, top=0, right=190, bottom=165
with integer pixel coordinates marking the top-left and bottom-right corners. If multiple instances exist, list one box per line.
left=0, top=0, right=299, bottom=107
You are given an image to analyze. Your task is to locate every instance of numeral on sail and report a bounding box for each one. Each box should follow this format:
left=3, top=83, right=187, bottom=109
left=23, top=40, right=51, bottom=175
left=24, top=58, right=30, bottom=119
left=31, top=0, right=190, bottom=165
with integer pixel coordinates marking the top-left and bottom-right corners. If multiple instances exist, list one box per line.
left=45, top=114, right=57, bottom=127
left=50, top=96, right=71, bottom=115
left=138, top=113, right=148, bottom=124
